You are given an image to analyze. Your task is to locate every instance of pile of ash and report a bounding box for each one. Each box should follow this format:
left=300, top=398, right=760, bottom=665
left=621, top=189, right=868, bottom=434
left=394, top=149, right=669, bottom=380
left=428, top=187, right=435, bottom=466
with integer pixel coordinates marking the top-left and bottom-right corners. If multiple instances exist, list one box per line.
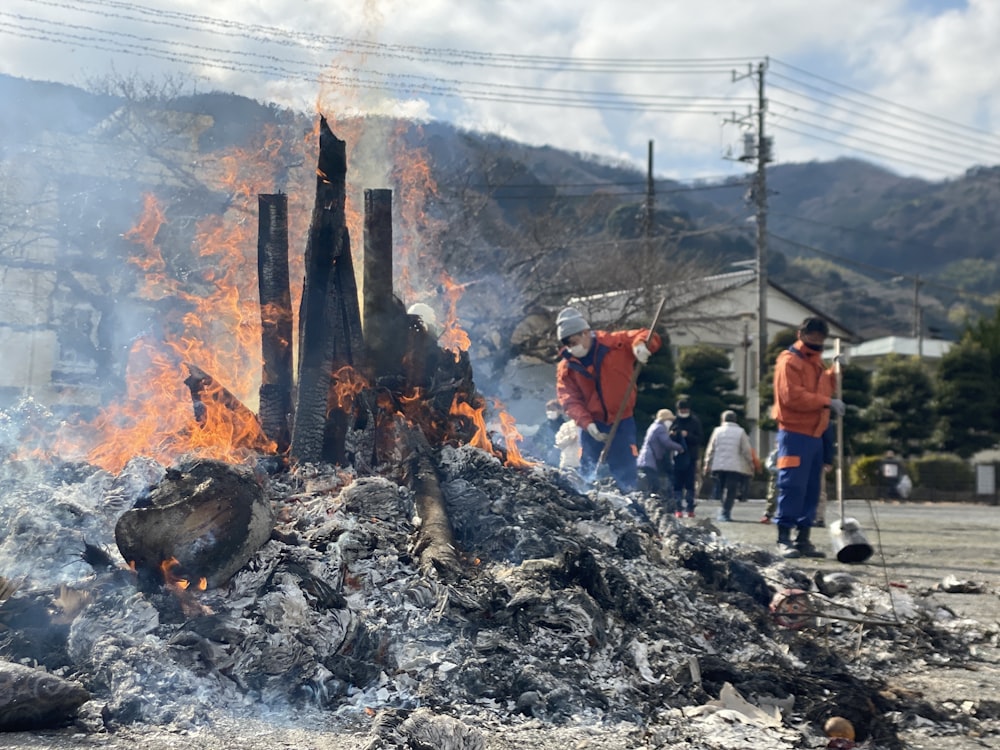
left=1, top=444, right=997, bottom=749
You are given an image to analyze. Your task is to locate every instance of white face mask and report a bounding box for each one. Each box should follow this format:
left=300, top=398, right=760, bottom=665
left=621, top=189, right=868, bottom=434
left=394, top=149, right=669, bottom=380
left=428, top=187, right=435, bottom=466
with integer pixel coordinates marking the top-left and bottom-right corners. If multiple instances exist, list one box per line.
left=546, top=411, right=559, bottom=420
left=568, top=344, right=587, bottom=358
left=678, top=411, right=690, bottom=419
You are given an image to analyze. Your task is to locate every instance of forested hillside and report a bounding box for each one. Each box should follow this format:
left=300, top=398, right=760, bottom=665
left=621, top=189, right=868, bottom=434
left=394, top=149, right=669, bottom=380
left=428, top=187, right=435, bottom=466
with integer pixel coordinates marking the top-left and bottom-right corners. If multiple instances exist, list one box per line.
left=3, top=72, right=998, bottom=350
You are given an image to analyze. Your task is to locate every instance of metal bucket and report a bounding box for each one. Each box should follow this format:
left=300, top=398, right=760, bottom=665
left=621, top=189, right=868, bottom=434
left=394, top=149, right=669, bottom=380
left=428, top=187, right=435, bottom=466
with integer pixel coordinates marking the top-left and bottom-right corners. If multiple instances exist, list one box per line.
left=829, top=517, right=873, bottom=564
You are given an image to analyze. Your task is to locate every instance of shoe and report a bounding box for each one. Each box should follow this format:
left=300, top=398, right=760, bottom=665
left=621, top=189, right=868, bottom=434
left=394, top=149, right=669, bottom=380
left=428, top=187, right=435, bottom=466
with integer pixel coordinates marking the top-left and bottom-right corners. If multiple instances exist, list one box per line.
left=674, top=511, right=684, bottom=518
left=813, top=519, right=825, bottom=528
left=795, top=542, right=827, bottom=558
left=759, top=515, right=771, bottom=524
left=716, top=514, right=732, bottom=522
left=777, top=541, right=801, bottom=559
left=686, top=511, right=695, bottom=518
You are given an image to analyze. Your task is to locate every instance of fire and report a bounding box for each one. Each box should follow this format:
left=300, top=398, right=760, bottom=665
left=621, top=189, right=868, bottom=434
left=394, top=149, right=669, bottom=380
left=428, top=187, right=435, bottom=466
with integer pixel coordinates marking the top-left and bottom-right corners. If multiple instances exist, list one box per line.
left=449, top=397, right=493, bottom=453
left=44, top=127, right=308, bottom=473
left=159, top=557, right=206, bottom=591
left=437, top=273, right=472, bottom=359
left=328, top=366, right=368, bottom=413
left=495, top=403, right=534, bottom=468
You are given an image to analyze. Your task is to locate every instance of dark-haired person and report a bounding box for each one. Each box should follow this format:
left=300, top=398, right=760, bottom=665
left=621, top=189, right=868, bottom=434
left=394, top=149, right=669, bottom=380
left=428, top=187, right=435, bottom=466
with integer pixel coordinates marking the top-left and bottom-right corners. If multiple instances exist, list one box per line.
left=669, top=397, right=703, bottom=517
left=555, top=306, right=661, bottom=493
left=771, top=317, right=843, bottom=558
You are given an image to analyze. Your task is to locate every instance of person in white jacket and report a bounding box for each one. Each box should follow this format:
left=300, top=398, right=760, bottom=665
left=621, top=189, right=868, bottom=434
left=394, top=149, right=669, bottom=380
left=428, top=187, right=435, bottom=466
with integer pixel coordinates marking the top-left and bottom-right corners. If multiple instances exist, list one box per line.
left=702, top=411, right=754, bottom=522
left=554, top=418, right=581, bottom=471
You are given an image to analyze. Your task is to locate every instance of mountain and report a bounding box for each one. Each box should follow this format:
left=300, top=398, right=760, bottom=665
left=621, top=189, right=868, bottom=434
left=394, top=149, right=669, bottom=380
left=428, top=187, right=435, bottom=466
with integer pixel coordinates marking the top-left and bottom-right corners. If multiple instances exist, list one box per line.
left=2, top=73, right=997, bottom=355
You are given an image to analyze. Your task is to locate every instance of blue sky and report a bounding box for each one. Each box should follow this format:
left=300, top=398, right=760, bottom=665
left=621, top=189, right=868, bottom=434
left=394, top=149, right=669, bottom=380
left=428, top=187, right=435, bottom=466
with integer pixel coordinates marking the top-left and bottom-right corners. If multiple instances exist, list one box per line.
left=2, top=0, right=998, bottom=181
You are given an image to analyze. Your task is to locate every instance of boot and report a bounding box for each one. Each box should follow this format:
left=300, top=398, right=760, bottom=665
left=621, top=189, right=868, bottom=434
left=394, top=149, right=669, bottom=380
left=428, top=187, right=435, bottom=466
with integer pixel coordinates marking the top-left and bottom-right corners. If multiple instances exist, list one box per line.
left=794, top=525, right=827, bottom=558
left=777, top=526, right=800, bottom=558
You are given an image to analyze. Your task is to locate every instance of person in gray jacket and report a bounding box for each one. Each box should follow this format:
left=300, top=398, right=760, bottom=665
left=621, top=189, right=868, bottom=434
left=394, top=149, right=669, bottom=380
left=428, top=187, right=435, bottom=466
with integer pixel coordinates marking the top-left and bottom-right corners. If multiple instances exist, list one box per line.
left=702, top=411, right=754, bottom=522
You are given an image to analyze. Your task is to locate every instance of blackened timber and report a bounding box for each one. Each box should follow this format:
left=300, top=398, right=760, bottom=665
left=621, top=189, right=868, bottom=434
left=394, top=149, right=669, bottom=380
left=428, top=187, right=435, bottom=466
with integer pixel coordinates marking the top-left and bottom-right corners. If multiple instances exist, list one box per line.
left=183, top=363, right=273, bottom=454
left=257, top=193, right=293, bottom=453
left=410, top=451, right=461, bottom=580
left=363, top=188, right=404, bottom=379
left=291, top=116, right=364, bottom=464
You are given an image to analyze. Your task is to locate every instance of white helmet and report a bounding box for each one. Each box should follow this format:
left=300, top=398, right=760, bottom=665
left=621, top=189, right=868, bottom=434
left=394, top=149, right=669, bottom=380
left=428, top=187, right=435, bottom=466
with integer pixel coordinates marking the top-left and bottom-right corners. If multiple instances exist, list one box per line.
left=407, top=302, right=442, bottom=337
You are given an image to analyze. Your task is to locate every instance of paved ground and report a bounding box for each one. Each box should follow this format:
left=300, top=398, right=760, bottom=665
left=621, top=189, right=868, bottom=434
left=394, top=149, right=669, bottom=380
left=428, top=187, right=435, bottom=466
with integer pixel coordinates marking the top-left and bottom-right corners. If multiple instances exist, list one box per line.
left=699, top=496, right=1000, bottom=612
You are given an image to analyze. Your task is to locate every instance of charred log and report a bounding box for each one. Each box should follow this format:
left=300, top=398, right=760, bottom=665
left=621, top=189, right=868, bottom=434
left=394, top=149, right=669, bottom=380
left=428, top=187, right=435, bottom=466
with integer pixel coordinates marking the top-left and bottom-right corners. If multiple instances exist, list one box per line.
left=114, top=459, right=275, bottom=590
left=257, top=193, right=293, bottom=453
left=291, top=116, right=364, bottom=465
left=398, top=423, right=461, bottom=579
left=0, top=662, right=90, bottom=731
left=362, top=188, right=405, bottom=379
left=183, top=363, right=274, bottom=455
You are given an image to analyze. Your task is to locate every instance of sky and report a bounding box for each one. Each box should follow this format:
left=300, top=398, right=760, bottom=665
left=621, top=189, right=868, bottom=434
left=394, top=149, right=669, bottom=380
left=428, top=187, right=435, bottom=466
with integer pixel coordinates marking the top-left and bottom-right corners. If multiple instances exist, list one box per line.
left=2, top=0, right=999, bottom=182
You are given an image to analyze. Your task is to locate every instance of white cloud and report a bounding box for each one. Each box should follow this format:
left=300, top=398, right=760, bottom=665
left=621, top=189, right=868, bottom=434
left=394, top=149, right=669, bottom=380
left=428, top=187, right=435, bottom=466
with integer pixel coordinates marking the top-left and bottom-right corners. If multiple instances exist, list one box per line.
left=1, top=0, right=998, bottom=179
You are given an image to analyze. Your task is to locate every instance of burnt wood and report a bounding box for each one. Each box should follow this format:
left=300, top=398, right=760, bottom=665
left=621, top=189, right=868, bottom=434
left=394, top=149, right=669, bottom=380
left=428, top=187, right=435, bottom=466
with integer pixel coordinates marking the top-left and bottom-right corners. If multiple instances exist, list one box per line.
left=114, top=459, right=275, bottom=590
left=183, top=363, right=273, bottom=454
left=363, top=188, right=403, bottom=378
left=291, top=116, right=364, bottom=465
left=257, top=193, right=293, bottom=453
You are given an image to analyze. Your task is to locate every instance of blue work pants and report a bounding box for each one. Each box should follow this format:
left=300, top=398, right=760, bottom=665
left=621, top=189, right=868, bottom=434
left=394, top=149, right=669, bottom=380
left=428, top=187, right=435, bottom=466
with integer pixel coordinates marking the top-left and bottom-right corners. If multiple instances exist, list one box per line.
left=579, top=417, right=638, bottom=493
left=774, top=429, right=823, bottom=528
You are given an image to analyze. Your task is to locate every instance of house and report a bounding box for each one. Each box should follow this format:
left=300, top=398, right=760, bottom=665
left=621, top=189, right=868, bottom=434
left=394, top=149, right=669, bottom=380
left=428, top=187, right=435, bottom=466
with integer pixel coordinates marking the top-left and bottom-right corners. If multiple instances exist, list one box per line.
left=833, top=335, right=952, bottom=372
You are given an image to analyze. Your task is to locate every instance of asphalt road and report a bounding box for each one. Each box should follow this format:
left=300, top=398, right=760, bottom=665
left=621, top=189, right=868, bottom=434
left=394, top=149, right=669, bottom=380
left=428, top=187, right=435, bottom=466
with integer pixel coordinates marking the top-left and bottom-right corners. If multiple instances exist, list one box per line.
left=691, top=496, right=1000, bottom=622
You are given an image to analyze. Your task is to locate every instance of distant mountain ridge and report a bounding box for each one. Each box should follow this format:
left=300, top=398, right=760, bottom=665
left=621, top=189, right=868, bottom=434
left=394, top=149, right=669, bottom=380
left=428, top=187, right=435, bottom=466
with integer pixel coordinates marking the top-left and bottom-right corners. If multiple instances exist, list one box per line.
left=3, top=72, right=997, bottom=341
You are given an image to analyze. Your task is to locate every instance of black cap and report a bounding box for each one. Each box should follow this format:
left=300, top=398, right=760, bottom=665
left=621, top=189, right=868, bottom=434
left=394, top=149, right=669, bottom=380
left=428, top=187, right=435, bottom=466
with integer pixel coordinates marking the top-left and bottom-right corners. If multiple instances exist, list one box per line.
left=799, top=317, right=829, bottom=336
left=676, top=398, right=690, bottom=410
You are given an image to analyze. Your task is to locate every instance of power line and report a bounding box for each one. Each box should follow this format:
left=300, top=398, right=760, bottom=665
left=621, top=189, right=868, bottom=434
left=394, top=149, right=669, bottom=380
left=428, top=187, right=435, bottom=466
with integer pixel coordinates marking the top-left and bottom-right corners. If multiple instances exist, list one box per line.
left=770, top=57, right=1000, bottom=141
left=0, top=15, right=750, bottom=116
left=26, top=0, right=755, bottom=73
left=769, top=113, right=982, bottom=175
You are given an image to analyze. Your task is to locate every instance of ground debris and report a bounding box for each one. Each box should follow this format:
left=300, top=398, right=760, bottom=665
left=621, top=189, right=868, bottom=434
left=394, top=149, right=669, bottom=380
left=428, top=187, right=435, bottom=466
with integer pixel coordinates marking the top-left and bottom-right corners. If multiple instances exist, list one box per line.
left=0, top=448, right=996, bottom=748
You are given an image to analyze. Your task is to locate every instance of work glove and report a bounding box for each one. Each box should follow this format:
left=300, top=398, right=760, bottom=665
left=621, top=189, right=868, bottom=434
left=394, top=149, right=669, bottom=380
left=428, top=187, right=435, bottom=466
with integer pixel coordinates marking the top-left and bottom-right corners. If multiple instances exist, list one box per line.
left=829, top=398, right=846, bottom=417
left=586, top=422, right=608, bottom=442
left=632, top=342, right=651, bottom=365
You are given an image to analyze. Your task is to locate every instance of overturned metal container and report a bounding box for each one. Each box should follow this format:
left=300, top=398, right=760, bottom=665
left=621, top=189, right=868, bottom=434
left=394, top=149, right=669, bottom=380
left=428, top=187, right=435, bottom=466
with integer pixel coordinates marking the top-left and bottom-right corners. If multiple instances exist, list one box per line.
left=829, top=516, right=873, bottom=564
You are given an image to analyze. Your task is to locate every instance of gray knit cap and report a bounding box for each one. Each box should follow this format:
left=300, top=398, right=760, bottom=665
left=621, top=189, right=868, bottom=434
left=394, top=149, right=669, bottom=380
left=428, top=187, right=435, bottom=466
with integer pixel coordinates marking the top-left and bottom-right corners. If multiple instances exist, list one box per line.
left=556, top=307, right=589, bottom=340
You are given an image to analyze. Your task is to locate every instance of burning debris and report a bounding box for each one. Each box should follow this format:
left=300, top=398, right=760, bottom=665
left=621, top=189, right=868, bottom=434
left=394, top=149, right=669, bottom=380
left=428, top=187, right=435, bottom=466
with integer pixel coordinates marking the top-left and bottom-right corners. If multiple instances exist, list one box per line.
left=1, top=118, right=998, bottom=750
left=0, top=441, right=998, bottom=747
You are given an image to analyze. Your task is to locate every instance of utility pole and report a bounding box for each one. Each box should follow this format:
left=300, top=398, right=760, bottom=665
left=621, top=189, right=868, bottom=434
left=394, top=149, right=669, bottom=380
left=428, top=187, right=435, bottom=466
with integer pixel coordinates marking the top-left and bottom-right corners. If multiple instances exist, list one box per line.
left=731, top=59, right=771, bottom=452
left=753, top=61, right=769, bottom=391
left=913, top=275, right=923, bottom=358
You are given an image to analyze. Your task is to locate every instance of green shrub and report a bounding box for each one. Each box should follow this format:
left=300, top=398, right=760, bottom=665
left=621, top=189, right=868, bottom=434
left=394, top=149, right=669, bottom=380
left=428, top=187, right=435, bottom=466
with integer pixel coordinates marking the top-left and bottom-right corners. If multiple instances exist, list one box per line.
left=848, top=455, right=885, bottom=487
left=909, top=454, right=974, bottom=492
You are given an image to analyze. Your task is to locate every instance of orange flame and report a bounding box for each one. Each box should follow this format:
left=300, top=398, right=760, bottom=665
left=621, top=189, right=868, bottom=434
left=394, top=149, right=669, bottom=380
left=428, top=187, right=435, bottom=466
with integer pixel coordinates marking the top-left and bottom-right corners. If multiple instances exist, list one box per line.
left=449, top=397, right=492, bottom=453
left=437, top=273, right=472, bottom=359
left=496, top=404, right=535, bottom=468
left=160, top=557, right=189, bottom=589
left=328, top=365, right=369, bottom=414
left=43, top=126, right=310, bottom=473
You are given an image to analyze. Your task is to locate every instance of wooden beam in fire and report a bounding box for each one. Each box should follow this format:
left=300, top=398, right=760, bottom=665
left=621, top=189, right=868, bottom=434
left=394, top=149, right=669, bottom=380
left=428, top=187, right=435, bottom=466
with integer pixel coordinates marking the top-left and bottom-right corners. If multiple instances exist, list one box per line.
left=291, top=116, right=364, bottom=465
left=183, top=362, right=273, bottom=454
left=257, top=193, right=293, bottom=454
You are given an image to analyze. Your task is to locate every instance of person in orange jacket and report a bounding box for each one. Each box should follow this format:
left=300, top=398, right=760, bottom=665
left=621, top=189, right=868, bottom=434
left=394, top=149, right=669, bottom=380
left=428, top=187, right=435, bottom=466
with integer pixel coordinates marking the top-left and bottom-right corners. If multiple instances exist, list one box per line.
left=555, top=306, right=661, bottom=492
left=771, top=317, right=843, bottom=558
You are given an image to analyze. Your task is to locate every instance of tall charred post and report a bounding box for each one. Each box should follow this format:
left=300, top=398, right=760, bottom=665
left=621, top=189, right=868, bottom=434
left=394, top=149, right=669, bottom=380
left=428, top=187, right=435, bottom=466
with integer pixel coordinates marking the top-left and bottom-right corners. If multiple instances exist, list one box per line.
left=256, top=193, right=293, bottom=453
left=363, top=188, right=406, bottom=379
left=291, top=116, right=364, bottom=465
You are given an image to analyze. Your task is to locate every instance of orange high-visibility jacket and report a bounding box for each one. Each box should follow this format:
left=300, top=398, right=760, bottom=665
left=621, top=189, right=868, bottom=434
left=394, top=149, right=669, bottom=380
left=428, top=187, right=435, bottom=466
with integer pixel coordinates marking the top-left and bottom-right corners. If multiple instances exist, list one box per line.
left=771, top=340, right=837, bottom=437
left=556, top=329, right=661, bottom=429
